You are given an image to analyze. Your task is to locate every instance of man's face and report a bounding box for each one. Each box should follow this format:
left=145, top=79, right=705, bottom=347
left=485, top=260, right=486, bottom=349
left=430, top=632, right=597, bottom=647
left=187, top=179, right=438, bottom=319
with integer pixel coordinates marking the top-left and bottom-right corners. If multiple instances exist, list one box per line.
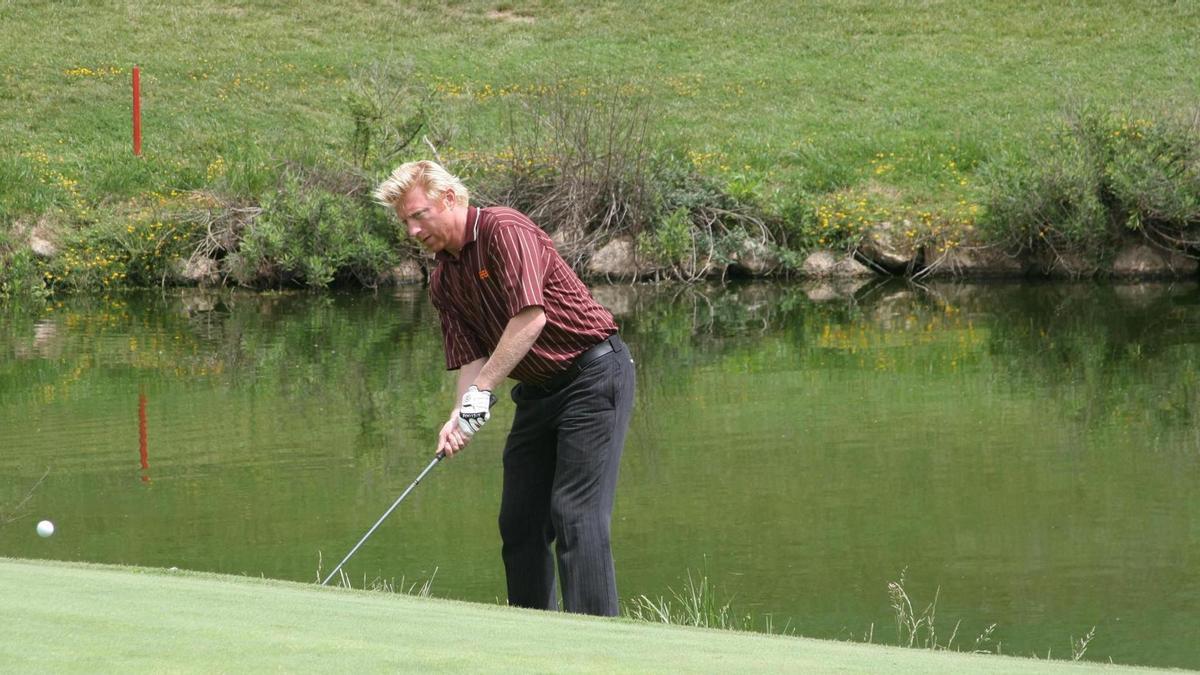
left=396, top=188, right=456, bottom=253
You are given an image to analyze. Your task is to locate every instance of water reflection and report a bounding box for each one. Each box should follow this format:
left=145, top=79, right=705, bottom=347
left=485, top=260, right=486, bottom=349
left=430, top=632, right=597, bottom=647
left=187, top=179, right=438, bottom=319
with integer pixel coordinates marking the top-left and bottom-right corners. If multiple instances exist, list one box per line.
left=0, top=281, right=1198, bottom=668
left=138, top=391, right=150, bottom=484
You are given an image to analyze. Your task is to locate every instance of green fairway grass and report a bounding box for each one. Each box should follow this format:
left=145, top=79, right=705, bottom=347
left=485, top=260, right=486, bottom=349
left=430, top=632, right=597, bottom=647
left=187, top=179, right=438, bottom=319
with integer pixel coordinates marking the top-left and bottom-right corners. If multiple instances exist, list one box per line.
left=0, top=558, right=1169, bottom=672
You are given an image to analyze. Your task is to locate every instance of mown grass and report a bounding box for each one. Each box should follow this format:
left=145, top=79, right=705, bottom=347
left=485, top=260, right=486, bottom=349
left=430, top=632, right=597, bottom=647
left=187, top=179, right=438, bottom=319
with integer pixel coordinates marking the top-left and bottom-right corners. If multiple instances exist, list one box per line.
left=2, top=1, right=1198, bottom=292
left=0, top=558, right=1157, bottom=673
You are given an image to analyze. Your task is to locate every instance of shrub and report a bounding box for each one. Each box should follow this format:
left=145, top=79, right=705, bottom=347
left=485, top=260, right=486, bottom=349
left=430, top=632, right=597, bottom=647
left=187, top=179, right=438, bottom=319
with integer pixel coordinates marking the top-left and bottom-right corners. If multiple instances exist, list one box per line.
left=642, top=155, right=769, bottom=276
left=0, top=242, right=49, bottom=301
left=978, top=106, right=1200, bottom=266
left=1105, top=113, right=1200, bottom=242
left=232, top=169, right=401, bottom=288
left=976, top=119, right=1112, bottom=262
left=650, top=152, right=743, bottom=216
left=637, top=207, right=693, bottom=267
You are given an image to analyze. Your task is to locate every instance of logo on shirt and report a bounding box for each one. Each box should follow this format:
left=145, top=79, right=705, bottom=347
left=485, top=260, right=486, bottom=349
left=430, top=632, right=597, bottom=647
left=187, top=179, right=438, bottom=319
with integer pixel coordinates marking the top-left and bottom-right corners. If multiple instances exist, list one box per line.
left=478, top=268, right=490, bottom=280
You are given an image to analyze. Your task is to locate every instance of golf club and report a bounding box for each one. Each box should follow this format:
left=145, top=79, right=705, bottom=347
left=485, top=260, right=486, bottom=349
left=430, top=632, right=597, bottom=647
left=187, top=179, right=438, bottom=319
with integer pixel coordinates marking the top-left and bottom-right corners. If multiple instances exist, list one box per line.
left=321, top=451, right=445, bottom=586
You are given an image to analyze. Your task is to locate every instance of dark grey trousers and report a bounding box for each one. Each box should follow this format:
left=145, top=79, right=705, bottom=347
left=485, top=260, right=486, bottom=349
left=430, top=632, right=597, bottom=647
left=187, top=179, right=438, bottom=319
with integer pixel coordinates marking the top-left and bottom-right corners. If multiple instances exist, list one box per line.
left=499, top=338, right=635, bottom=616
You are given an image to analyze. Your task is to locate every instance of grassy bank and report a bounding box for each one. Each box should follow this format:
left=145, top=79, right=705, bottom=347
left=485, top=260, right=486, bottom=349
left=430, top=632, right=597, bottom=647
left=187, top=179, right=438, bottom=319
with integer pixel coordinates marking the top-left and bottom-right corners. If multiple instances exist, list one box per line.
left=2, top=1, right=1199, bottom=294
left=0, top=558, right=1158, bottom=672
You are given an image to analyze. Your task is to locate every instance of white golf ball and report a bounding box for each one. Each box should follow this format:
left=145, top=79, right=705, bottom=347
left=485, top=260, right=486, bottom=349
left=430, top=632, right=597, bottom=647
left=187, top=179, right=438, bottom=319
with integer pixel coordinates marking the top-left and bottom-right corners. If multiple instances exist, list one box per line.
left=36, top=520, right=55, bottom=538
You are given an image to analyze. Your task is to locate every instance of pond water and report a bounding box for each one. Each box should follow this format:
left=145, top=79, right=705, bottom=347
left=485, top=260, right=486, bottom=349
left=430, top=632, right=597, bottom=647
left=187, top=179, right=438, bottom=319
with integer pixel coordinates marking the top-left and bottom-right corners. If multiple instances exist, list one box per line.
left=2, top=280, right=1198, bottom=668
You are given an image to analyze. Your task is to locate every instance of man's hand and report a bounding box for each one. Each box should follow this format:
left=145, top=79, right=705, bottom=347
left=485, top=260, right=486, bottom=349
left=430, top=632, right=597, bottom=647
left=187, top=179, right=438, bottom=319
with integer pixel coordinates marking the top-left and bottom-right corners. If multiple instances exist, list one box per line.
left=457, top=385, right=495, bottom=436
left=438, top=412, right=470, bottom=457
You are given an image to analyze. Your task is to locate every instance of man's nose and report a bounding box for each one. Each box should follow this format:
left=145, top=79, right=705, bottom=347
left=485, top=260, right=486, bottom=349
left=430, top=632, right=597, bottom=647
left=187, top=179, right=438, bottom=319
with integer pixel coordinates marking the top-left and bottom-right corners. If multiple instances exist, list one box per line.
left=406, top=221, right=420, bottom=238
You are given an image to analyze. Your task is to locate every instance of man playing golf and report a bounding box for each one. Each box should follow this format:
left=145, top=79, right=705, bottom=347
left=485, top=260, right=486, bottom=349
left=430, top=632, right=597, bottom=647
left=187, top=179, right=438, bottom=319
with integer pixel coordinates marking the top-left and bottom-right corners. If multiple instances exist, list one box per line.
left=374, top=160, right=636, bottom=617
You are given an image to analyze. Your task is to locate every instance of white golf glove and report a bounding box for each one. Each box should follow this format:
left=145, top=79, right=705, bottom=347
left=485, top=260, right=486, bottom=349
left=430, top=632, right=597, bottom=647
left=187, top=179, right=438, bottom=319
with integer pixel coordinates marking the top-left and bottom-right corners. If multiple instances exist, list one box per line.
left=457, top=385, right=496, bottom=436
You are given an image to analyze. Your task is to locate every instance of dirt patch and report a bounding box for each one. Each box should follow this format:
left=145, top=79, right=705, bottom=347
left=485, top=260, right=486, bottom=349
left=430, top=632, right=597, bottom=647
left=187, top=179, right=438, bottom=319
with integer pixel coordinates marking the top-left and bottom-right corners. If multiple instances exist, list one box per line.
left=486, top=9, right=535, bottom=24
left=856, top=180, right=904, bottom=203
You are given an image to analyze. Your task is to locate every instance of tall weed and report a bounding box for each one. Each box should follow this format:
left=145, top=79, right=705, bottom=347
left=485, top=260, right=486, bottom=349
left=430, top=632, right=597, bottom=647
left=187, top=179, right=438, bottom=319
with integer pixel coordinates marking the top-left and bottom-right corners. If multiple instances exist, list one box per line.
left=471, top=81, right=657, bottom=266
left=344, top=59, right=448, bottom=172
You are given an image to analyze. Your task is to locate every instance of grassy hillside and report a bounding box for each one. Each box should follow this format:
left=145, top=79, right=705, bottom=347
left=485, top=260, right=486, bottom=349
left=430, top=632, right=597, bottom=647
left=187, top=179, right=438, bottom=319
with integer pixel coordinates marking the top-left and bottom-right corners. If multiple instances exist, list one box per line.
left=0, top=558, right=1161, bottom=672
left=2, top=1, right=1198, bottom=293
left=4, top=1, right=1198, bottom=204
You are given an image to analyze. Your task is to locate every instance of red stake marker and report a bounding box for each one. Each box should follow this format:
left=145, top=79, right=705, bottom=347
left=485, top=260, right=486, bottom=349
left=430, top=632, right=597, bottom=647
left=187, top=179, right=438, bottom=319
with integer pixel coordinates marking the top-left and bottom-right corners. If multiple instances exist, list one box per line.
left=132, top=65, right=142, bottom=156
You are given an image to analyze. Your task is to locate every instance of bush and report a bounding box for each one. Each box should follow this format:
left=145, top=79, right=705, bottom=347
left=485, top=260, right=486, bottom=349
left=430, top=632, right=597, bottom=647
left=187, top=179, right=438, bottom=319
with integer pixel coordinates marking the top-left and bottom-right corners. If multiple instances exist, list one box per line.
left=0, top=242, right=49, bottom=301
left=977, top=117, right=1113, bottom=262
left=637, top=207, right=693, bottom=267
left=1105, top=114, right=1200, bottom=239
left=232, top=169, right=401, bottom=288
left=978, top=106, right=1200, bottom=265
left=638, top=155, right=770, bottom=278
left=650, top=152, right=743, bottom=217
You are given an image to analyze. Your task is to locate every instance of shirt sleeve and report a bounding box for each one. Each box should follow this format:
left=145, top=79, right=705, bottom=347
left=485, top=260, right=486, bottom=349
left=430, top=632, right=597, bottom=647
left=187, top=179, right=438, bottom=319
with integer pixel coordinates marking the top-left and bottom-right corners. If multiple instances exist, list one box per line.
left=489, top=223, right=548, bottom=319
left=431, top=290, right=485, bottom=371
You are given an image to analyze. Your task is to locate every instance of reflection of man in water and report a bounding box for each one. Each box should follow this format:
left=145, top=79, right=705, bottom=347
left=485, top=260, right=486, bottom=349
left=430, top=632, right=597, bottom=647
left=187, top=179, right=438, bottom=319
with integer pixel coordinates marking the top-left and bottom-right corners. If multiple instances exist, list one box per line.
left=14, top=320, right=60, bottom=360
left=374, top=160, right=636, bottom=616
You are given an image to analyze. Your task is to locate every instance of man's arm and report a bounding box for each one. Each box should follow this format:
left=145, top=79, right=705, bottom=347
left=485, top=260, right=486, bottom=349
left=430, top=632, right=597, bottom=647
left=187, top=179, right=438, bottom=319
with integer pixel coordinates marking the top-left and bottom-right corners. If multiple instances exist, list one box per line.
left=437, top=306, right=546, bottom=456
left=475, top=306, right=546, bottom=391
left=456, top=358, right=486, bottom=401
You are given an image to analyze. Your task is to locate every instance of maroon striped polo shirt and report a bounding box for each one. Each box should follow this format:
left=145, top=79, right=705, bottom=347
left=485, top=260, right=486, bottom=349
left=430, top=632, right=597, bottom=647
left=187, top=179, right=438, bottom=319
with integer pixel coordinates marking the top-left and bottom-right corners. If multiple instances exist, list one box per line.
left=429, top=206, right=618, bottom=385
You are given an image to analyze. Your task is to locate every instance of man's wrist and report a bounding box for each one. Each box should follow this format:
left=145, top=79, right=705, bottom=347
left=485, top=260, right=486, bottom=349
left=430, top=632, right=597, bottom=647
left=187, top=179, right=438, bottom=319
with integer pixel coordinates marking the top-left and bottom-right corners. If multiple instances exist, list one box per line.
left=467, top=384, right=499, bottom=408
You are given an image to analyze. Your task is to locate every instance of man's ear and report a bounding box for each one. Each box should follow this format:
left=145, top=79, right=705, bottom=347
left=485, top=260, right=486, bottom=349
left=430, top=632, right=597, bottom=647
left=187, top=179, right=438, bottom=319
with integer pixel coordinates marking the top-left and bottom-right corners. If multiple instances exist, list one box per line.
left=442, top=188, right=457, bottom=207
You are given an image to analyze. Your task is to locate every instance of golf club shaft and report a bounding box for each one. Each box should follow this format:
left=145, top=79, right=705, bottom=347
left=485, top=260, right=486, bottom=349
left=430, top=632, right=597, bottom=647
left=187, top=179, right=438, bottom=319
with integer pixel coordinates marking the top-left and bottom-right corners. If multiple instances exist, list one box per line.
left=321, top=452, right=445, bottom=586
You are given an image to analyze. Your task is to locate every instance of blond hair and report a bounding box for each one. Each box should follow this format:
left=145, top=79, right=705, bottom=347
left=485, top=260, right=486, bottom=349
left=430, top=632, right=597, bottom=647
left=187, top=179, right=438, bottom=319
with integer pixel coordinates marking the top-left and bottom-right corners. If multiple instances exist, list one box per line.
left=373, top=160, right=470, bottom=208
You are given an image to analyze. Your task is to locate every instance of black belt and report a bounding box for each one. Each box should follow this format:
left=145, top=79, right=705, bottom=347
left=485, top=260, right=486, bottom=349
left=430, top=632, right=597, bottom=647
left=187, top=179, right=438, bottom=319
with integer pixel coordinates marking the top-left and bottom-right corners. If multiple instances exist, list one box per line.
left=528, top=334, right=623, bottom=393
